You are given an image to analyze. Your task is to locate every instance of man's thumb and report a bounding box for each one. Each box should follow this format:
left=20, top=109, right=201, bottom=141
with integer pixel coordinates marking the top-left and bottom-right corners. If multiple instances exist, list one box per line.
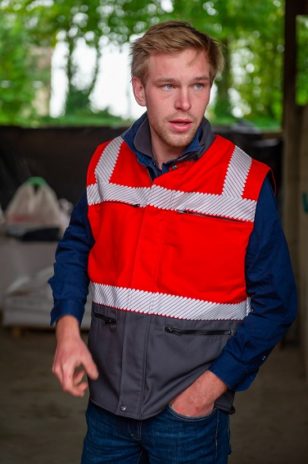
left=85, top=356, right=99, bottom=380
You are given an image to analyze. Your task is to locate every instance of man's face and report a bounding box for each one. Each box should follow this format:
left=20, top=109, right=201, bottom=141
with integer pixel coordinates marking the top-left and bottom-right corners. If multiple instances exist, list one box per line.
left=132, top=48, right=212, bottom=158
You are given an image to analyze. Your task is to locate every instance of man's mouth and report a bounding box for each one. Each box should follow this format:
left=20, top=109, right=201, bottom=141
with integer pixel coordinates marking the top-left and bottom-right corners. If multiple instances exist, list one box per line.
left=169, top=119, right=193, bottom=132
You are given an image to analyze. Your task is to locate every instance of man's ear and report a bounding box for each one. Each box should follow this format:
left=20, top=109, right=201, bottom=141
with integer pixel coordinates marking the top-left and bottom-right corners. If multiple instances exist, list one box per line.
left=132, top=76, right=146, bottom=106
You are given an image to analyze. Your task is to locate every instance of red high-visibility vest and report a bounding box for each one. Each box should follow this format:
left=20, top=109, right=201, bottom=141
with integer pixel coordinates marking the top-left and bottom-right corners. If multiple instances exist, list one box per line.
left=86, top=135, right=270, bottom=321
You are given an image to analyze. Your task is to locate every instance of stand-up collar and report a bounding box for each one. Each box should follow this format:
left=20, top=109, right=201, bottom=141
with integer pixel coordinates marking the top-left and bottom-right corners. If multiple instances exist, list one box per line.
left=123, top=112, right=215, bottom=163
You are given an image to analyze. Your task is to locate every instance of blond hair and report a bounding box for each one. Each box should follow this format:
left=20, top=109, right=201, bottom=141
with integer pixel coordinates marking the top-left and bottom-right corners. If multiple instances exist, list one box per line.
left=131, top=21, right=224, bottom=83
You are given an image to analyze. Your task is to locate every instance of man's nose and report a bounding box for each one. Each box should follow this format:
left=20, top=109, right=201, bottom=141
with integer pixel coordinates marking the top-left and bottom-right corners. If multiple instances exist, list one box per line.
left=175, top=88, right=191, bottom=111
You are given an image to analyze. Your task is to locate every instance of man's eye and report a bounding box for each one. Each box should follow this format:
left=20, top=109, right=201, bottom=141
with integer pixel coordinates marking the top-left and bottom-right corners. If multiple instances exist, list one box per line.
left=161, top=84, right=174, bottom=90
left=194, top=83, right=205, bottom=90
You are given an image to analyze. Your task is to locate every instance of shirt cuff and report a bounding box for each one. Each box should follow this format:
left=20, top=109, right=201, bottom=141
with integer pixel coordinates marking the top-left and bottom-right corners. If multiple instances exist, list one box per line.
left=50, top=299, right=86, bottom=326
left=208, top=351, right=259, bottom=391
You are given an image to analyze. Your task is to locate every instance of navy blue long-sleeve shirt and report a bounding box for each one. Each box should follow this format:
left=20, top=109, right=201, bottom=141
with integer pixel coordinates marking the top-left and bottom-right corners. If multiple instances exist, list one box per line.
left=49, top=116, right=297, bottom=392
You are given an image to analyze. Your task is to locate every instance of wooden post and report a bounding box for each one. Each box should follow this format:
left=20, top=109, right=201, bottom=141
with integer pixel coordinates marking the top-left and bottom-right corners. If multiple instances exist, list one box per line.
left=282, top=0, right=308, bottom=378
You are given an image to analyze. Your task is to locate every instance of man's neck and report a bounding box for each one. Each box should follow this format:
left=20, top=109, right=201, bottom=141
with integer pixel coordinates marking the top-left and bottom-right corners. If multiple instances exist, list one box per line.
left=150, top=130, right=183, bottom=169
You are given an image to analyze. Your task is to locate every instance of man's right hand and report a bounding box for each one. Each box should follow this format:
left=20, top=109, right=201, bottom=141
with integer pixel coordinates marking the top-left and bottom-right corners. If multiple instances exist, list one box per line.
left=52, top=315, right=99, bottom=397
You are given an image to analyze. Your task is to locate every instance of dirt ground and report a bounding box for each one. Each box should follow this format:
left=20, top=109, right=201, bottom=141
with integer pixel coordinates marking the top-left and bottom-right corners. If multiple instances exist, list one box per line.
left=0, top=327, right=307, bottom=464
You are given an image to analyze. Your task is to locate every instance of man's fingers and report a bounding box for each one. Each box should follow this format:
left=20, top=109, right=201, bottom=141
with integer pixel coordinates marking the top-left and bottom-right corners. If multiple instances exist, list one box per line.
left=52, top=357, right=80, bottom=393
left=73, top=368, right=87, bottom=386
left=54, top=358, right=97, bottom=396
left=62, top=368, right=87, bottom=396
left=52, top=359, right=64, bottom=384
left=83, top=355, right=99, bottom=380
left=72, top=369, right=89, bottom=396
left=62, top=366, right=75, bottom=392
left=51, top=335, right=99, bottom=397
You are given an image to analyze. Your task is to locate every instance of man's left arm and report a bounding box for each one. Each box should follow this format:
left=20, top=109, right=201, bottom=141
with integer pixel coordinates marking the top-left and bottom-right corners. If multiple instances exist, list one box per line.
left=172, top=178, right=297, bottom=416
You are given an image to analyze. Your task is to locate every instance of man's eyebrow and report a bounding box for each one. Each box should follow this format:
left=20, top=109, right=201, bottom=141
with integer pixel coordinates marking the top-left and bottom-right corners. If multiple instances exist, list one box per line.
left=192, top=76, right=211, bottom=81
left=154, top=76, right=210, bottom=84
left=153, top=78, right=178, bottom=84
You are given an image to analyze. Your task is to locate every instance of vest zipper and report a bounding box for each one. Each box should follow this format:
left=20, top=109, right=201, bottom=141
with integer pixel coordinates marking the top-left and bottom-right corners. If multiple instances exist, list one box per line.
left=93, top=312, right=117, bottom=325
left=165, top=326, right=232, bottom=336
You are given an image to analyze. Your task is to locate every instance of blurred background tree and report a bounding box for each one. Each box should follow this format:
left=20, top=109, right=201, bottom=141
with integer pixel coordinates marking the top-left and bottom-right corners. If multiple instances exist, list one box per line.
left=0, top=7, right=48, bottom=124
left=296, top=14, right=308, bottom=106
left=0, top=0, right=306, bottom=128
left=0, top=0, right=164, bottom=125
left=168, top=0, right=287, bottom=127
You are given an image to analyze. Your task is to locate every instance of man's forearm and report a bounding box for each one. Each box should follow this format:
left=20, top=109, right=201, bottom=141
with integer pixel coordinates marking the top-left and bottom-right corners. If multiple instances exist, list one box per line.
left=49, top=192, right=93, bottom=326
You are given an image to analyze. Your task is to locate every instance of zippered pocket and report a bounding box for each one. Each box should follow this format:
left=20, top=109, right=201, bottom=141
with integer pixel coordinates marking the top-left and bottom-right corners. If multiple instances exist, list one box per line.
left=93, top=312, right=117, bottom=325
left=177, top=209, right=243, bottom=223
left=107, top=200, right=143, bottom=208
left=165, top=326, right=232, bottom=336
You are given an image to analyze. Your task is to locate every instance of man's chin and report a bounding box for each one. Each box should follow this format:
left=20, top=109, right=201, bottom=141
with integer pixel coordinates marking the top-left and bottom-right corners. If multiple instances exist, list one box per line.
left=166, top=132, right=195, bottom=149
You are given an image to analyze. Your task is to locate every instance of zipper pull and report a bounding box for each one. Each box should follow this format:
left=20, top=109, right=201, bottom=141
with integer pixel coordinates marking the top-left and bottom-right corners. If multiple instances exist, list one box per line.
left=165, top=326, right=174, bottom=333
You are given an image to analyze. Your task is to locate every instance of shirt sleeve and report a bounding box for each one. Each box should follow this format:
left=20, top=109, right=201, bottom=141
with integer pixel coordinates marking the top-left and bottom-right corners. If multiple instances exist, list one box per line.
left=49, top=192, right=94, bottom=325
left=208, top=177, right=297, bottom=391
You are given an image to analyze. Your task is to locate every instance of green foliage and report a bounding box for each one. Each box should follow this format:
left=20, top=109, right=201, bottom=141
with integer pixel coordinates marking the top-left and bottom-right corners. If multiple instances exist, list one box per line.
left=167, top=0, right=285, bottom=125
left=297, top=15, right=308, bottom=106
left=0, top=0, right=165, bottom=123
left=233, top=1, right=285, bottom=122
left=0, top=0, right=305, bottom=128
left=0, top=10, right=39, bottom=124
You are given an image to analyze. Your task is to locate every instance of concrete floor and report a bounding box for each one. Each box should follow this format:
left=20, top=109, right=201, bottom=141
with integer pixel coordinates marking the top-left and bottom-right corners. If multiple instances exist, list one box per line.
left=1, top=327, right=307, bottom=464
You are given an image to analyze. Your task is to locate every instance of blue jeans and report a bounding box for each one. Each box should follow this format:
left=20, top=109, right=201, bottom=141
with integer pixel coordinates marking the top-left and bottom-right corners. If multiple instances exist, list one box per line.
left=81, top=401, right=231, bottom=464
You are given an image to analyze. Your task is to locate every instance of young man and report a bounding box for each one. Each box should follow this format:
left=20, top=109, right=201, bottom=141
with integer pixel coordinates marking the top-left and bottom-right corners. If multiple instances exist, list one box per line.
left=50, top=21, right=296, bottom=463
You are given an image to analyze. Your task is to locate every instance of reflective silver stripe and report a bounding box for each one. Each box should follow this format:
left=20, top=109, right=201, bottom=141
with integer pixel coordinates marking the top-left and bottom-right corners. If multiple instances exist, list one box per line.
left=223, top=146, right=252, bottom=197
left=90, top=283, right=251, bottom=321
left=87, top=183, right=101, bottom=205
left=96, top=136, right=123, bottom=183
left=87, top=138, right=257, bottom=222
left=87, top=183, right=256, bottom=221
left=147, top=186, right=256, bottom=221
left=100, top=183, right=150, bottom=206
